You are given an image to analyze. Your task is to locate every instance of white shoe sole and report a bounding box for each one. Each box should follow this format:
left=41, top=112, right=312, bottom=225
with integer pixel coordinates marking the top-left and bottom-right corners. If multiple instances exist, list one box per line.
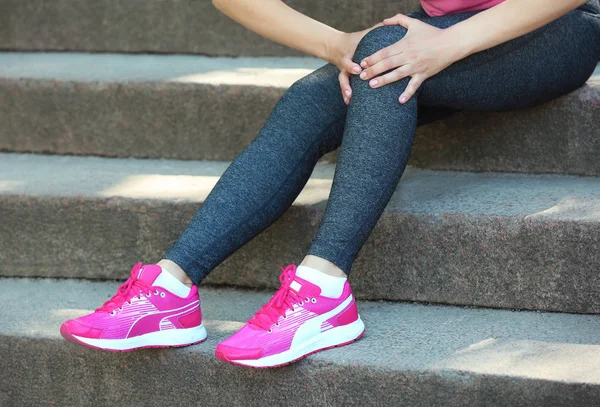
left=228, top=318, right=365, bottom=368
left=69, top=324, right=207, bottom=351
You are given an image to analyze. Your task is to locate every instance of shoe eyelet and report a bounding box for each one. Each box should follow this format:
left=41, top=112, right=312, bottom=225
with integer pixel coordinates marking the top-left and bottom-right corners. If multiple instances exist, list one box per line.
left=110, top=311, right=116, bottom=316
left=299, top=301, right=304, bottom=306
left=267, top=329, right=273, bottom=334
left=160, top=292, right=166, bottom=298
left=275, top=322, right=280, bottom=327
left=311, top=298, right=317, bottom=304
left=154, top=290, right=159, bottom=295
left=305, top=297, right=310, bottom=302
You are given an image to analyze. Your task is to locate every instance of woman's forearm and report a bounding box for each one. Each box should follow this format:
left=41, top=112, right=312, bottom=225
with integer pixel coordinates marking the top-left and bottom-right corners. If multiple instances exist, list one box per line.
left=212, top=0, right=344, bottom=62
left=446, top=0, right=590, bottom=59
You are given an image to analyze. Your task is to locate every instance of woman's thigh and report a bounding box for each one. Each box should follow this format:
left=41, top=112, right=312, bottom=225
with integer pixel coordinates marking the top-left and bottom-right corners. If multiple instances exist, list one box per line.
left=418, top=7, right=600, bottom=111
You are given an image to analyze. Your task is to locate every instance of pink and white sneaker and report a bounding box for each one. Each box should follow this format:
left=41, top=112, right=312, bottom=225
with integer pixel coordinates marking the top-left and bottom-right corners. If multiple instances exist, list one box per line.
left=60, top=262, right=207, bottom=352
left=215, top=264, right=365, bottom=368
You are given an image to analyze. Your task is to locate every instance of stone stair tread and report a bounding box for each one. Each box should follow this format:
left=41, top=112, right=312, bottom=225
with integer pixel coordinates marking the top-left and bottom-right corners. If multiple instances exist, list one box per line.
left=1, top=152, right=600, bottom=314
left=0, top=52, right=324, bottom=87
left=1, top=53, right=598, bottom=176
left=2, top=277, right=600, bottom=406
left=1, top=153, right=600, bottom=221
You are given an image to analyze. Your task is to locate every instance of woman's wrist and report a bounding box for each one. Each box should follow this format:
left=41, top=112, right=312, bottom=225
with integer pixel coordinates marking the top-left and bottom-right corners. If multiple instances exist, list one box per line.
left=322, top=30, right=348, bottom=64
left=443, top=25, right=477, bottom=63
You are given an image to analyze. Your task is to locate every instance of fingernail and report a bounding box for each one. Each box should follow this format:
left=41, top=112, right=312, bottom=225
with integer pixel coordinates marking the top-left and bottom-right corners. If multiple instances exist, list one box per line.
left=369, top=79, right=378, bottom=87
left=360, top=72, right=367, bottom=79
left=400, top=96, right=407, bottom=103
left=360, top=61, right=368, bottom=68
left=352, top=66, right=361, bottom=73
left=345, top=89, right=351, bottom=96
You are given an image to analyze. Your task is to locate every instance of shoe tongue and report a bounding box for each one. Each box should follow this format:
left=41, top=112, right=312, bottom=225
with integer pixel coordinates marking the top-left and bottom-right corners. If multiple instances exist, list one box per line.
left=135, top=264, right=163, bottom=285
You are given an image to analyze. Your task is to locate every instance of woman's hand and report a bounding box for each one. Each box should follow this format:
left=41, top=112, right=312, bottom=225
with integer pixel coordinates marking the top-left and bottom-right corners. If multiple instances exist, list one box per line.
left=329, top=24, right=383, bottom=105
left=359, top=14, right=465, bottom=104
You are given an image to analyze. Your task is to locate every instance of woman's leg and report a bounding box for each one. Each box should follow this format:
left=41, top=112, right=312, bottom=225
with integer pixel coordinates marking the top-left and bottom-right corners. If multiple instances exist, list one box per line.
left=213, top=26, right=425, bottom=367
left=305, top=5, right=600, bottom=276
left=162, top=63, right=348, bottom=285
left=303, top=25, right=420, bottom=275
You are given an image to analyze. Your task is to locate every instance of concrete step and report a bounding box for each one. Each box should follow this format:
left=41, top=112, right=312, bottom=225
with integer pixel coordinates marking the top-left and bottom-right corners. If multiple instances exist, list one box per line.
left=1, top=0, right=420, bottom=56
left=1, top=153, right=600, bottom=313
left=0, top=279, right=600, bottom=407
left=3, top=278, right=600, bottom=406
left=1, top=53, right=599, bottom=176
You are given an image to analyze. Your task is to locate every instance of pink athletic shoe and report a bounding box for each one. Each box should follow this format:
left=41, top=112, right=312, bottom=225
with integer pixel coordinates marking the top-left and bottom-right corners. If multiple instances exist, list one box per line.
left=60, top=263, right=207, bottom=352
left=215, top=264, right=365, bottom=368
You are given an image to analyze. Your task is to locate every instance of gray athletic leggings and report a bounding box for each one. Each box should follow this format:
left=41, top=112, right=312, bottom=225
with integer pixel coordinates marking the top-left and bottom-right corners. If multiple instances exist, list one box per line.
left=165, top=2, right=600, bottom=285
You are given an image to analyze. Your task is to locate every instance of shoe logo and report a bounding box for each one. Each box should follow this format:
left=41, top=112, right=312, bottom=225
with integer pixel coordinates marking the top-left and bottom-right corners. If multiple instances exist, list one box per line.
left=290, top=295, right=353, bottom=348
left=290, top=281, right=302, bottom=292
left=126, top=300, right=200, bottom=338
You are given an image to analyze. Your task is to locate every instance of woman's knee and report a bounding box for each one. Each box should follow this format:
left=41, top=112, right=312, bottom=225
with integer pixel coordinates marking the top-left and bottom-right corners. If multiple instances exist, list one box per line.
left=286, top=62, right=340, bottom=96
left=353, top=25, right=408, bottom=63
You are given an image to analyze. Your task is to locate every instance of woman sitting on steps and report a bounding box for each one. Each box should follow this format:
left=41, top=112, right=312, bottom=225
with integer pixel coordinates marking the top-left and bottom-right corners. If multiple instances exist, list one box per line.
left=60, top=0, right=600, bottom=368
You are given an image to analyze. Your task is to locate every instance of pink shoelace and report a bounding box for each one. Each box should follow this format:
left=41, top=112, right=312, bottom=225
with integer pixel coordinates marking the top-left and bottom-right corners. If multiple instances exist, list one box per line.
left=248, top=264, right=301, bottom=331
left=95, top=262, right=153, bottom=313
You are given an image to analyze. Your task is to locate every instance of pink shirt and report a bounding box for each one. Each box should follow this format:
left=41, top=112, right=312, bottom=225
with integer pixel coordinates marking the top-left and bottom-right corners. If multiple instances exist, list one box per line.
left=420, top=0, right=505, bottom=16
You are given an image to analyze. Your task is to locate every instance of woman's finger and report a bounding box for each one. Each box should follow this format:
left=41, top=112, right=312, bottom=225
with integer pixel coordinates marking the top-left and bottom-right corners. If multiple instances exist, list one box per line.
left=342, top=55, right=362, bottom=75
left=382, top=13, right=413, bottom=29
left=362, top=13, right=419, bottom=68
left=399, top=74, right=425, bottom=103
left=368, top=65, right=413, bottom=88
left=338, top=71, right=352, bottom=104
left=361, top=53, right=408, bottom=81
left=360, top=43, right=402, bottom=69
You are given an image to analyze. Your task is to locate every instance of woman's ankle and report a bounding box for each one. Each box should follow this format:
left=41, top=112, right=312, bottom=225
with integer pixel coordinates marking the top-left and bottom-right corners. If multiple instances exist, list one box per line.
left=300, top=255, right=347, bottom=278
left=157, top=259, right=195, bottom=287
